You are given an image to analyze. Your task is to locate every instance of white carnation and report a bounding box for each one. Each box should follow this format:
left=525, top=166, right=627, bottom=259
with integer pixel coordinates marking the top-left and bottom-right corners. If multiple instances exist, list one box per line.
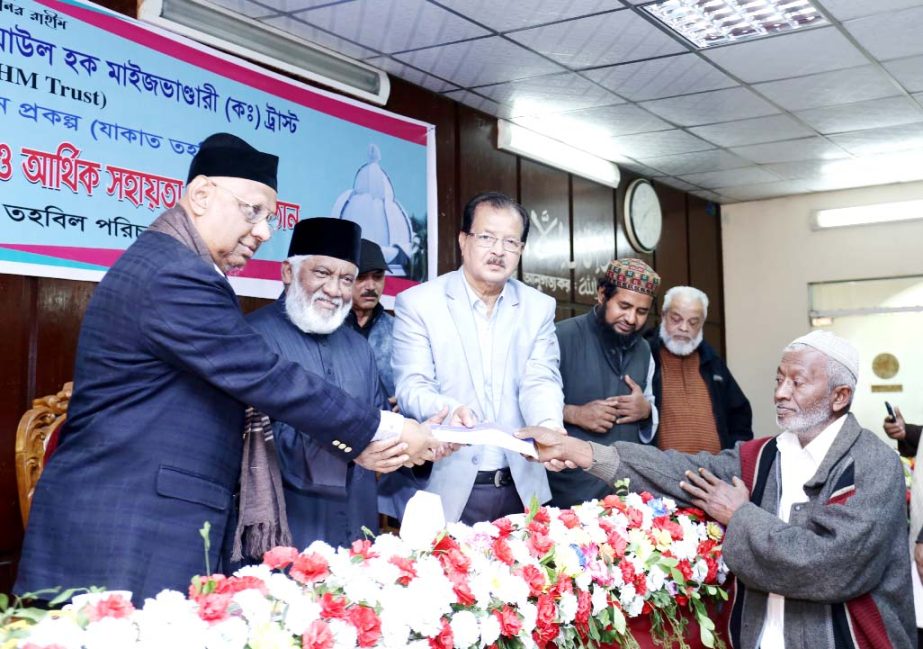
left=591, top=586, right=608, bottom=615
left=329, top=618, right=359, bottom=649
left=282, top=595, right=320, bottom=636
left=558, top=592, right=578, bottom=624
left=234, top=589, right=272, bottom=625
left=84, top=617, right=137, bottom=649
left=479, top=614, right=501, bottom=646
left=518, top=601, right=537, bottom=634
left=205, top=617, right=249, bottom=649
left=24, top=616, right=86, bottom=649
left=449, top=610, right=480, bottom=648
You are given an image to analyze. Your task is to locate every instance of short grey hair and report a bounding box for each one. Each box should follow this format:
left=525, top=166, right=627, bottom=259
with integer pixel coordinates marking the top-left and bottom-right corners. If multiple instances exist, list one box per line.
left=662, top=286, right=709, bottom=319
left=783, top=342, right=857, bottom=408
left=286, top=254, right=313, bottom=275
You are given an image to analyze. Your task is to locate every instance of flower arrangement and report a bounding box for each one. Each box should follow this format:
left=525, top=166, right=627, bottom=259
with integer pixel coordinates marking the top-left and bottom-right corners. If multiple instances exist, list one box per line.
left=2, top=483, right=728, bottom=649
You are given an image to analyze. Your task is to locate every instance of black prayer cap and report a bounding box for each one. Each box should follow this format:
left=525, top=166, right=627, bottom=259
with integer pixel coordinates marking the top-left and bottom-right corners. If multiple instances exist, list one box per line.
left=358, top=238, right=388, bottom=274
left=187, top=133, right=279, bottom=191
left=287, top=217, right=362, bottom=264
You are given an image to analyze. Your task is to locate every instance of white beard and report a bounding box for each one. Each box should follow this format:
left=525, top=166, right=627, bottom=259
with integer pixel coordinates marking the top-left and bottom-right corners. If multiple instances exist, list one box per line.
left=285, top=279, right=351, bottom=335
left=659, top=321, right=703, bottom=357
left=776, top=396, right=833, bottom=434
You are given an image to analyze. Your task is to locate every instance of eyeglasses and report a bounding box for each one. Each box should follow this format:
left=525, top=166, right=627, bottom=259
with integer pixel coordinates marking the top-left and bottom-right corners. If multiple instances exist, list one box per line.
left=466, top=232, right=524, bottom=253
left=207, top=179, right=279, bottom=230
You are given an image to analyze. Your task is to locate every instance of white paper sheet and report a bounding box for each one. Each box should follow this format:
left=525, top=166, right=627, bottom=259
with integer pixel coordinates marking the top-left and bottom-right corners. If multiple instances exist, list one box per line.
left=431, top=424, right=538, bottom=458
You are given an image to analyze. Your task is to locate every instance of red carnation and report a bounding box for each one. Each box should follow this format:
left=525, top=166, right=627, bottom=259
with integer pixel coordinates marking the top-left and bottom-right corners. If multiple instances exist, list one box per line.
left=441, top=547, right=471, bottom=574
left=346, top=605, right=382, bottom=647
left=263, top=546, right=299, bottom=570
left=601, top=494, right=625, bottom=512
left=677, top=559, right=693, bottom=582
left=532, top=507, right=551, bottom=524
left=527, top=519, right=549, bottom=536
left=534, top=594, right=559, bottom=647
left=558, top=509, right=579, bottom=529
left=527, top=531, right=553, bottom=558
left=608, top=531, right=628, bottom=558
left=291, top=552, right=330, bottom=584
left=85, top=593, right=135, bottom=622
left=626, top=507, right=644, bottom=527
left=493, top=517, right=514, bottom=538
left=303, top=619, right=335, bottom=649
left=492, top=537, right=514, bottom=565
left=432, top=534, right=461, bottom=554
left=575, top=589, right=591, bottom=629
left=349, top=539, right=378, bottom=560
left=389, top=555, right=418, bottom=586
left=429, top=617, right=454, bottom=649
left=217, top=575, right=268, bottom=596
left=518, top=564, right=547, bottom=597
left=197, top=592, right=232, bottom=622
left=320, top=592, right=349, bottom=619
left=450, top=573, right=477, bottom=606
left=494, top=605, right=523, bottom=637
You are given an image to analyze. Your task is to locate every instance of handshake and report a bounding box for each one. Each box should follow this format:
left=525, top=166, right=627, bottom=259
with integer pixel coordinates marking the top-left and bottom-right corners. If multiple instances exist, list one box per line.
left=356, top=403, right=595, bottom=474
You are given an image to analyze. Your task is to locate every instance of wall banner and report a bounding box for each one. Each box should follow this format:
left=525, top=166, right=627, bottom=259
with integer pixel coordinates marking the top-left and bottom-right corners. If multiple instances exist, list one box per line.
left=0, top=0, right=436, bottom=300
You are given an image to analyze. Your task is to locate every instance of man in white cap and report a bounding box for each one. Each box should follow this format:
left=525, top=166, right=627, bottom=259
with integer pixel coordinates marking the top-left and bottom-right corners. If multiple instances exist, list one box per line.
left=524, top=330, right=915, bottom=649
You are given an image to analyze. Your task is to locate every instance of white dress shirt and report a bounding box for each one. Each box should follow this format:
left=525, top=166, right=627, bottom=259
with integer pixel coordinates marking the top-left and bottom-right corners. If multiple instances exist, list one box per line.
left=759, top=415, right=846, bottom=648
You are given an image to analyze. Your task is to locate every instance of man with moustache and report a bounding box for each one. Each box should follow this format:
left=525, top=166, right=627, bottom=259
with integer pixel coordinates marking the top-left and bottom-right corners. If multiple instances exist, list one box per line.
left=525, top=330, right=915, bottom=649
left=548, top=257, right=659, bottom=507
left=346, top=238, right=397, bottom=407
left=391, top=191, right=564, bottom=524
left=16, top=134, right=437, bottom=604
left=648, top=286, right=752, bottom=453
left=246, top=219, right=418, bottom=550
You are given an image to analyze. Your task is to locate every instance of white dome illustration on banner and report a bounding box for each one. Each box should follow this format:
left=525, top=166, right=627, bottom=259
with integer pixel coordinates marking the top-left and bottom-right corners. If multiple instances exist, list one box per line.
left=332, top=144, right=414, bottom=277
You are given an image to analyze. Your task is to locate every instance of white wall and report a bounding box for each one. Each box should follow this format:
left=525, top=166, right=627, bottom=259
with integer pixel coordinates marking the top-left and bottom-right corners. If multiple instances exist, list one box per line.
left=722, top=180, right=923, bottom=438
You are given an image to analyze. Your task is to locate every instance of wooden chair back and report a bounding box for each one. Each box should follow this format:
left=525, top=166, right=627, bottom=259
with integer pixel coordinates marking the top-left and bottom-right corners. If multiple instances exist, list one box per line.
left=15, top=382, right=72, bottom=528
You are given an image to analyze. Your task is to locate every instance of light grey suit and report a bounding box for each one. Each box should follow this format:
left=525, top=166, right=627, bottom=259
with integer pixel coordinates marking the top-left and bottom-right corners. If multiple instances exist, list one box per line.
left=390, top=268, right=564, bottom=523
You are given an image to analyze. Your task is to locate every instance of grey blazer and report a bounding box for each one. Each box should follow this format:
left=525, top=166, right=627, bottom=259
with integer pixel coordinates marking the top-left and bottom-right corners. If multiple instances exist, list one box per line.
left=389, top=269, right=564, bottom=522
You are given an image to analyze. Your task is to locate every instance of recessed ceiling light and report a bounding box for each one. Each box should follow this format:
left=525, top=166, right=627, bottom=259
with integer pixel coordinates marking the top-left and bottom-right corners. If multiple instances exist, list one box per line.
left=814, top=199, right=923, bottom=229
left=641, top=0, right=828, bottom=49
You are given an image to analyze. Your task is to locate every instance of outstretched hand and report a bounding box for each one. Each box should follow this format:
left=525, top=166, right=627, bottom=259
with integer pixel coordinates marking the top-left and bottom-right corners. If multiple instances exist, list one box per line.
left=424, top=406, right=458, bottom=461
left=679, top=468, right=749, bottom=525
left=516, top=427, right=593, bottom=472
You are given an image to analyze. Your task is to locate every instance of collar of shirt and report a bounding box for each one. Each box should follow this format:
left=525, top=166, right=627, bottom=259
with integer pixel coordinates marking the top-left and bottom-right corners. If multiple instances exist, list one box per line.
left=776, top=413, right=847, bottom=467
left=461, top=273, right=507, bottom=318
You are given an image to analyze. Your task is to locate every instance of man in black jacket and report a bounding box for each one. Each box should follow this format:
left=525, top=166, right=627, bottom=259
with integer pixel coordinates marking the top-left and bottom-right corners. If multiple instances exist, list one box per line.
left=647, top=285, right=752, bottom=452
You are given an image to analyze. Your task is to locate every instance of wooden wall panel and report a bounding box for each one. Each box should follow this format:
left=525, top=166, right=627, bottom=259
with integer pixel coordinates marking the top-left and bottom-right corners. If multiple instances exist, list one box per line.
left=519, top=160, right=571, bottom=302
left=652, top=182, right=689, bottom=296
left=688, top=196, right=725, bottom=356
left=572, top=177, right=615, bottom=306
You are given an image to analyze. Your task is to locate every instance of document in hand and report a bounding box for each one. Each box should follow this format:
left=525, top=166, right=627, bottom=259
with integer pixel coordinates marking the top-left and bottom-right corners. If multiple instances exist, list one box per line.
left=431, top=424, right=538, bottom=458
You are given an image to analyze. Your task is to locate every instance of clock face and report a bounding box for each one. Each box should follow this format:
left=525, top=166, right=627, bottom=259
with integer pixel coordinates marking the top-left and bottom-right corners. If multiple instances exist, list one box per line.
left=624, top=179, right=662, bottom=253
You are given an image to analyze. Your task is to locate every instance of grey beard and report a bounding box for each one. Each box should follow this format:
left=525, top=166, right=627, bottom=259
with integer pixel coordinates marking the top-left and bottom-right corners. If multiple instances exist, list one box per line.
left=285, top=283, right=351, bottom=335
left=659, top=321, right=703, bottom=357
left=776, top=396, right=833, bottom=435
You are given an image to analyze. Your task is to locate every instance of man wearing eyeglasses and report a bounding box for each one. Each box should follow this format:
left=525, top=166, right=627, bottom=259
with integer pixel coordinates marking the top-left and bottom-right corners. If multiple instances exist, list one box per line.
left=390, top=191, right=564, bottom=524
left=16, top=133, right=438, bottom=605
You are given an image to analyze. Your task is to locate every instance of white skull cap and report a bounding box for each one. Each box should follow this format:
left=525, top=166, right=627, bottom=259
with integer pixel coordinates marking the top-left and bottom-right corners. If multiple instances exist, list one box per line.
left=789, top=330, right=859, bottom=381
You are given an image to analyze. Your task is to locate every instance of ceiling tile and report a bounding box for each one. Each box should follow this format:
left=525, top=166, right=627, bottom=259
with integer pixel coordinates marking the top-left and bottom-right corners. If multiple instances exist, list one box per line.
left=688, top=114, right=815, bottom=147
left=475, top=73, right=621, bottom=116
left=719, top=180, right=816, bottom=202
left=794, top=95, right=923, bottom=134
left=365, top=56, right=459, bottom=93
left=434, top=0, right=624, bottom=32
left=703, top=27, right=868, bottom=84
left=639, top=149, right=751, bottom=176
left=680, top=166, right=781, bottom=189
left=507, top=9, right=686, bottom=69
left=653, top=177, right=700, bottom=192
left=844, top=6, right=923, bottom=61
left=690, top=189, right=726, bottom=204
left=442, top=89, right=512, bottom=117
left=641, top=87, right=779, bottom=126
left=583, top=54, right=737, bottom=101
left=297, top=0, right=489, bottom=53
left=820, top=0, right=923, bottom=21
left=729, top=137, right=850, bottom=164
left=264, top=0, right=351, bottom=11
left=762, top=159, right=857, bottom=181
left=260, top=15, right=382, bottom=59
left=514, top=103, right=669, bottom=141
left=604, top=129, right=714, bottom=159
left=884, top=56, right=923, bottom=93
left=753, top=65, right=901, bottom=111
left=827, top=121, right=923, bottom=156
left=394, top=37, right=564, bottom=86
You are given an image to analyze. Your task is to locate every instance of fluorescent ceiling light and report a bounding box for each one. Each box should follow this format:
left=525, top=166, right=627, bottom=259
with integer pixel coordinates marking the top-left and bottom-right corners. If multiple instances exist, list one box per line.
left=497, top=120, right=620, bottom=188
left=814, top=199, right=923, bottom=229
left=642, top=0, right=827, bottom=49
left=139, top=0, right=390, bottom=105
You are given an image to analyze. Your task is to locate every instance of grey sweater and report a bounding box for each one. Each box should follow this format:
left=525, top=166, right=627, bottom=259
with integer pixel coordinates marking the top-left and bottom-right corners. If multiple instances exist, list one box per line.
left=586, top=413, right=915, bottom=649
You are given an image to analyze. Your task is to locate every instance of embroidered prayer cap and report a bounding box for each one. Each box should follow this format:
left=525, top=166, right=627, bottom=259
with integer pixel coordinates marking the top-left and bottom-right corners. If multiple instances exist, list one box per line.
left=287, top=217, right=362, bottom=265
left=358, top=239, right=388, bottom=275
left=789, top=330, right=859, bottom=381
left=605, top=258, right=661, bottom=297
left=187, top=133, right=279, bottom=191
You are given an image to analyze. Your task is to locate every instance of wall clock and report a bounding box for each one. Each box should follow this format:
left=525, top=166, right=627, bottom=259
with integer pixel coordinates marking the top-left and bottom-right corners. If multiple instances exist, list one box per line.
left=624, top=179, right=663, bottom=254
